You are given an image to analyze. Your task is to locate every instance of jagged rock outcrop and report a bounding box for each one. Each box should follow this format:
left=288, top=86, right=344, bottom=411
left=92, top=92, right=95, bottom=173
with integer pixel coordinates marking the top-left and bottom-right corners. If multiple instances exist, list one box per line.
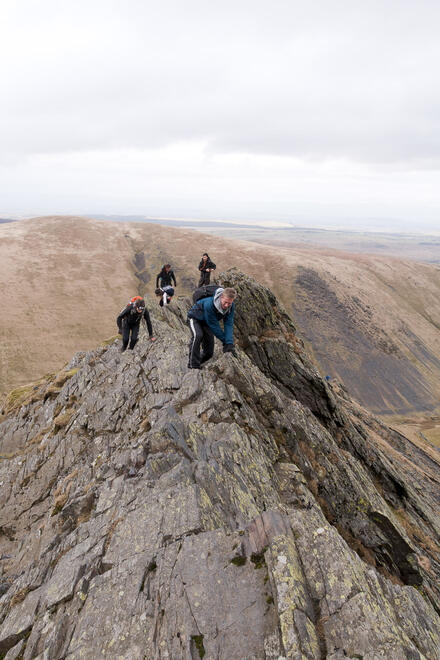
left=0, top=271, right=439, bottom=659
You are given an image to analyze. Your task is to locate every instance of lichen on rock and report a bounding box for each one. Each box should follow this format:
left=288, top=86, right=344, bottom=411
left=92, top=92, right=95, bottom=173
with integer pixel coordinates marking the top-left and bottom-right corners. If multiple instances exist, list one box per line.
left=0, top=270, right=438, bottom=659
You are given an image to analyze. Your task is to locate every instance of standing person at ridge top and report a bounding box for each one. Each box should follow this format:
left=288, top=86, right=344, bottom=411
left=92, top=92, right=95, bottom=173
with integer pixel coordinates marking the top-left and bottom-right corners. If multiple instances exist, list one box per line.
left=156, top=264, right=176, bottom=289
left=198, top=253, right=216, bottom=286
left=187, top=287, right=237, bottom=369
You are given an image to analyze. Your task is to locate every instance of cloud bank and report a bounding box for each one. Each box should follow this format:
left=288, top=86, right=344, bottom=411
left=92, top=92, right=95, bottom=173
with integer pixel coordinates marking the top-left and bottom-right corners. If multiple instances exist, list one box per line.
left=1, top=0, right=440, bottom=227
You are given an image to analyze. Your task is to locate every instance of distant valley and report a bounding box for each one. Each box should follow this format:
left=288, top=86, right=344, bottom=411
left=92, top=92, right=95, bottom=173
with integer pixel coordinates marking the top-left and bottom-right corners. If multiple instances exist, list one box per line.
left=207, top=225, right=440, bottom=264
left=92, top=214, right=440, bottom=263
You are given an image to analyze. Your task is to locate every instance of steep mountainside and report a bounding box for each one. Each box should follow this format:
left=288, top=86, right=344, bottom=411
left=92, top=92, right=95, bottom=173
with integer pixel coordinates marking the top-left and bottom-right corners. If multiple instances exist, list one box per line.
left=0, top=272, right=438, bottom=659
left=1, top=216, right=440, bottom=416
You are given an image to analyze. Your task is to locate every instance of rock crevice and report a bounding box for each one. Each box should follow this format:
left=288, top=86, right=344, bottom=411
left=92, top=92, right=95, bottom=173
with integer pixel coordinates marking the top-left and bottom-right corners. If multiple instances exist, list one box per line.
left=0, top=270, right=439, bottom=659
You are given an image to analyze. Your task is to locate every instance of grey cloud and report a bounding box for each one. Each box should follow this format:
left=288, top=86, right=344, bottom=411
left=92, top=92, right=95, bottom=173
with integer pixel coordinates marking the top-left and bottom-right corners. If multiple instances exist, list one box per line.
left=1, top=0, right=440, bottom=167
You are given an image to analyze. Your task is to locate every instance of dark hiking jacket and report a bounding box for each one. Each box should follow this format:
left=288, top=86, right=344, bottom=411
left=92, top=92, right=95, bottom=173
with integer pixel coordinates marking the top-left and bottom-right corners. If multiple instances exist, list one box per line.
left=198, top=257, right=216, bottom=273
left=187, top=288, right=234, bottom=345
left=117, top=303, right=153, bottom=336
left=156, top=268, right=176, bottom=288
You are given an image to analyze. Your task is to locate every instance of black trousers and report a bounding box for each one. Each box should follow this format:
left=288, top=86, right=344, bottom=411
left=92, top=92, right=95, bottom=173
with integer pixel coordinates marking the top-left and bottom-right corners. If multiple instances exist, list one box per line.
left=198, top=271, right=211, bottom=286
left=188, top=319, right=215, bottom=368
left=122, top=323, right=140, bottom=351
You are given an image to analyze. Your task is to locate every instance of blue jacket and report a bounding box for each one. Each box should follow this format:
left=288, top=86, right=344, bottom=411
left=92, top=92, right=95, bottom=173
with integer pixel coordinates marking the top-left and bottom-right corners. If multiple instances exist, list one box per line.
left=188, top=296, right=235, bottom=345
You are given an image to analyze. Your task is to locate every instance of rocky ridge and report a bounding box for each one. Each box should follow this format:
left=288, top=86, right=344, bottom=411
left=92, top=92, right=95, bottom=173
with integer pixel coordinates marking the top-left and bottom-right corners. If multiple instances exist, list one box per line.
left=3, top=215, right=440, bottom=419
left=0, top=270, right=439, bottom=659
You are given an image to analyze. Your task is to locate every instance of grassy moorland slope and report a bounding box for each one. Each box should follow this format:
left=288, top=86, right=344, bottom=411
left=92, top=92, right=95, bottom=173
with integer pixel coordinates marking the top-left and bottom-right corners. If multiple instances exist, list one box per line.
left=1, top=215, right=440, bottom=417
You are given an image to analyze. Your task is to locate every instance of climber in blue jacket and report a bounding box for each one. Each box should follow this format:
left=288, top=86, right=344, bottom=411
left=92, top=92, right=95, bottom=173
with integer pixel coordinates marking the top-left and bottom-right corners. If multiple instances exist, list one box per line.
left=187, top=287, right=237, bottom=369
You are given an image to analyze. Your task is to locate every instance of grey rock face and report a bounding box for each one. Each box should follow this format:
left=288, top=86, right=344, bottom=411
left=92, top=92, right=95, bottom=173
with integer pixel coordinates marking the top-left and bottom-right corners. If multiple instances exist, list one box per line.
left=0, top=271, right=439, bottom=659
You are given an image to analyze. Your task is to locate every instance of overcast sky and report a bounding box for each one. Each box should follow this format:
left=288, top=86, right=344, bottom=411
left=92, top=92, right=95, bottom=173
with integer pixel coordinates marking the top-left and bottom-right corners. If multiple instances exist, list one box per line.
left=1, top=0, right=440, bottom=231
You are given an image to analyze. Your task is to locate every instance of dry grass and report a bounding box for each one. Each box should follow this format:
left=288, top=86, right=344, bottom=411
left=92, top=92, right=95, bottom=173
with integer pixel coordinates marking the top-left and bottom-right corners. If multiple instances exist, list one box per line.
left=2, top=379, right=48, bottom=415
left=55, top=367, right=79, bottom=386
left=315, top=615, right=329, bottom=648
left=51, top=486, right=71, bottom=516
left=44, top=384, right=62, bottom=400
left=53, top=469, right=78, bottom=498
left=10, top=586, right=30, bottom=608
left=308, top=478, right=319, bottom=497
left=52, top=408, right=75, bottom=433
left=26, top=426, right=51, bottom=448
left=0, top=217, right=135, bottom=396
left=284, top=331, right=303, bottom=354
left=422, top=426, right=440, bottom=448
left=316, top=495, right=336, bottom=524
left=417, top=554, right=433, bottom=575
left=77, top=509, right=92, bottom=525
left=393, top=508, right=440, bottom=556
left=103, top=516, right=123, bottom=553
left=44, top=369, right=79, bottom=403
left=3, top=384, right=34, bottom=412
left=102, top=335, right=120, bottom=346
left=389, top=415, right=440, bottom=455
left=83, top=481, right=94, bottom=495
left=0, top=450, right=20, bottom=460
left=298, top=440, right=322, bottom=474
left=139, top=416, right=152, bottom=432
left=376, top=565, right=405, bottom=586
left=51, top=469, right=78, bottom=516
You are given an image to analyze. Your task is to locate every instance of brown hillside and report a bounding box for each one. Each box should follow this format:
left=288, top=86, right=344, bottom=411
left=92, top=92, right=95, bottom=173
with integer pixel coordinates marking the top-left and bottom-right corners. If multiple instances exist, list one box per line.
left=1, top=215, right=440, bottom=417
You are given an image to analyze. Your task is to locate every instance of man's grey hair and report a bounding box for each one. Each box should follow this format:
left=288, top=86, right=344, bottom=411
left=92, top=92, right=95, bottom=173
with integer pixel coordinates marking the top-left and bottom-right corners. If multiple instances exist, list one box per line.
left=222, top=287, right=237, bottom=300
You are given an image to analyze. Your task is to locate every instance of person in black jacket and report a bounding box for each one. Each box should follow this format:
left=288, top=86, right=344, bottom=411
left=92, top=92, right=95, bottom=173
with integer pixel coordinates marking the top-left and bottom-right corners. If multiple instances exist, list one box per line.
left=156, top=264, right=176, bottom=289
left=117, top=297, right=156, bottom=352
left=198, top=253, right=216, bottom=286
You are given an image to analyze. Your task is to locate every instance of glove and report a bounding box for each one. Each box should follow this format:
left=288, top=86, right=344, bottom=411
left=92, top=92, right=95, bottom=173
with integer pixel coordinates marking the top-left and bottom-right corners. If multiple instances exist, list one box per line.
left=118, top=329, right=122, bottom=335
left=223, top=344, right=237, bottom=357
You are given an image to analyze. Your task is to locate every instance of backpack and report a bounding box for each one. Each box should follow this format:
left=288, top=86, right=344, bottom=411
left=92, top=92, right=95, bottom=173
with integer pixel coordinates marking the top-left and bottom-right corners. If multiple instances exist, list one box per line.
left=128, top=296, right=145, bottom=317
left=192, top=285, right=219, bottom=304
left=118, top=296, right=143, bottom=317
